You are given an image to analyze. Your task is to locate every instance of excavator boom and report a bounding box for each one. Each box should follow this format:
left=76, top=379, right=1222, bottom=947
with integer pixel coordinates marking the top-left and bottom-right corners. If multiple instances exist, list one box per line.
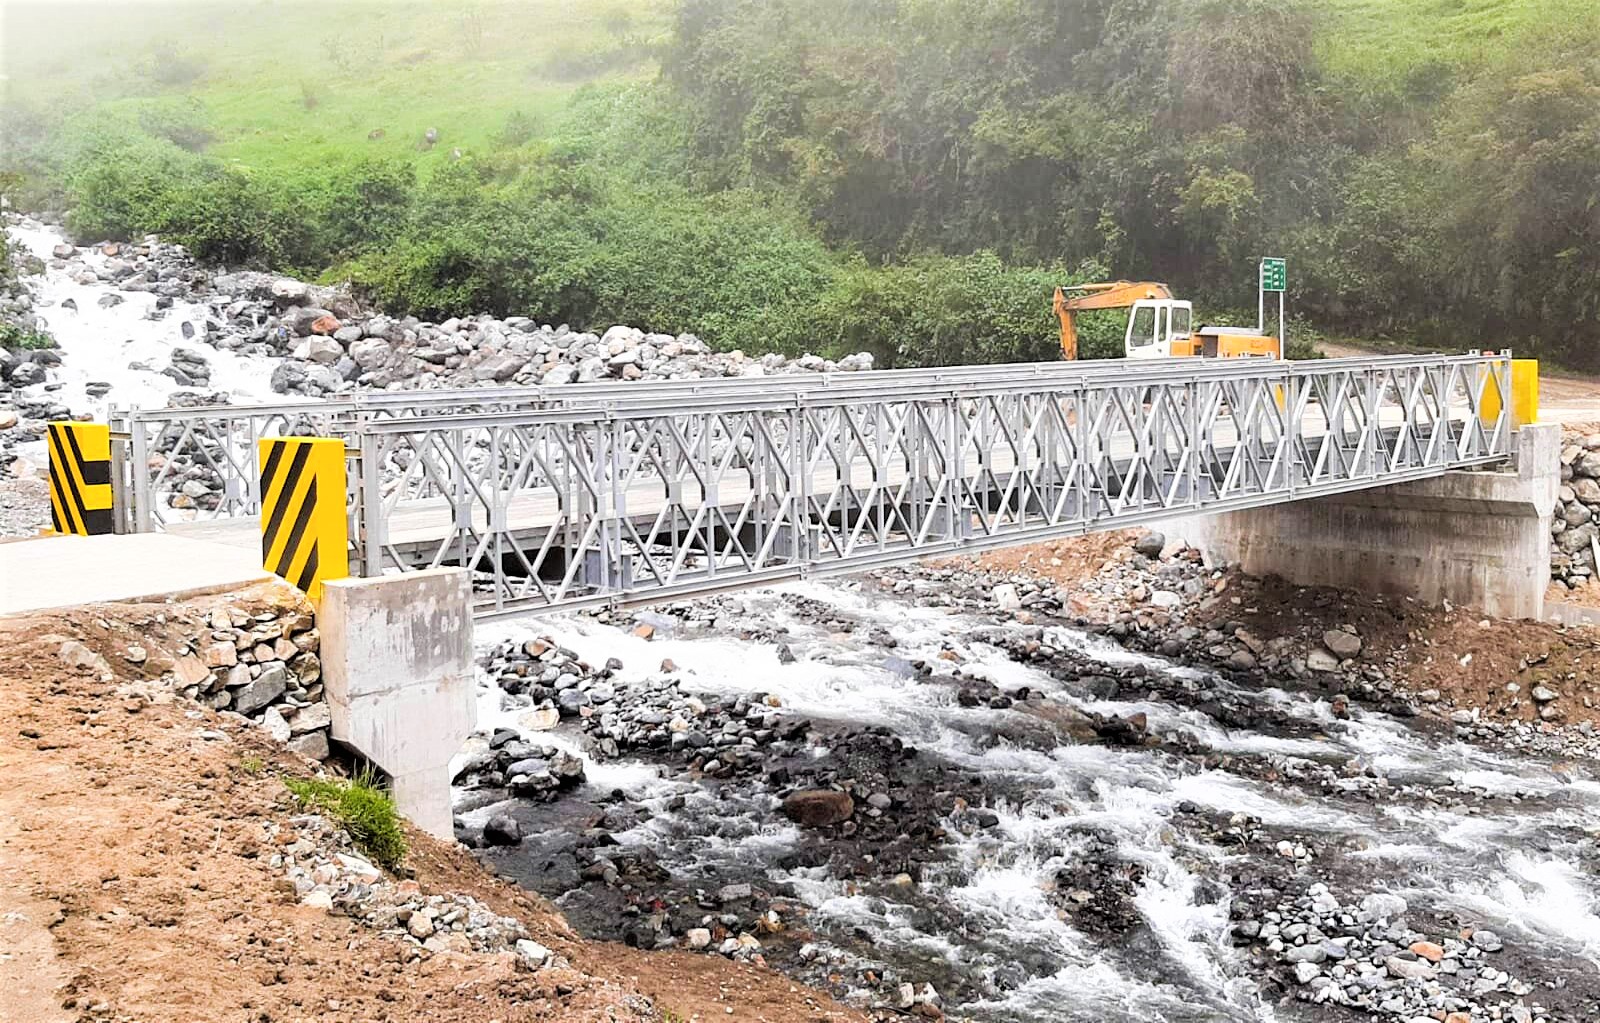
left=1053, top=281, right=1173, bottom=360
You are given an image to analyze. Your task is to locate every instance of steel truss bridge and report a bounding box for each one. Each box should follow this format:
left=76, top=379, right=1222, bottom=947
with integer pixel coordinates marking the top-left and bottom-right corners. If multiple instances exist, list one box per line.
left=109, top=353, right=1516, bottom=617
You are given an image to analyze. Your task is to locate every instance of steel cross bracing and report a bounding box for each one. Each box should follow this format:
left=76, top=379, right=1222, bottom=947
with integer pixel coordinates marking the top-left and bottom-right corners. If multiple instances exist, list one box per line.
left=334, top=352, right=1514, bottom=616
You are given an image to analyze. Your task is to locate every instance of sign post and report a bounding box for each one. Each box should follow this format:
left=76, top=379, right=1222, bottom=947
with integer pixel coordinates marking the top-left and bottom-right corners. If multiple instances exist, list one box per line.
left=1259, top=257, right=1286, bottom=352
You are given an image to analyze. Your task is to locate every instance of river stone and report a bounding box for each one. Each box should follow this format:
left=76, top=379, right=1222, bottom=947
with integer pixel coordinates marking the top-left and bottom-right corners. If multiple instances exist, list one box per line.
left=1133, top=531, right=1166, bottom=558
left=1322, top=629, right=1362, bottom=658
left=1385, top=954, right=1434, bottom=980
left=233, top=669, right=287, bottom=715
left=782, top=789, right=855, bottom=828
left=483, top=814, right=523, bottom=846
left=1306, top=648, right=1340, bottom=672
left=1361, top=892, right=1407, bottom=922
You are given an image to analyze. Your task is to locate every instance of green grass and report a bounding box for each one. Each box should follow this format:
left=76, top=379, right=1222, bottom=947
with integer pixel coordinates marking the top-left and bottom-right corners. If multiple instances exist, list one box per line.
left=284, top=772, right=408, bottom=871
left=1317, top=0, right=1598, bottom=96
left=0, top=322, right=56, bottom=350
left=1, top=0, right=668, bottom=175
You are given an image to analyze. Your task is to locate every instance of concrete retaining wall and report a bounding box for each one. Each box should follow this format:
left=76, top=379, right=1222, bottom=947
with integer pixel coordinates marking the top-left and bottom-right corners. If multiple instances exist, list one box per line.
left=1174, top=424, right=1560, bottom=620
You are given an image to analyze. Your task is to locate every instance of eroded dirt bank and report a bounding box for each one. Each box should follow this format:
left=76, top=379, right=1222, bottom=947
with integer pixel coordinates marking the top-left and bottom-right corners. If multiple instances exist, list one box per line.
left=0, top=586, right=864, bottom=1023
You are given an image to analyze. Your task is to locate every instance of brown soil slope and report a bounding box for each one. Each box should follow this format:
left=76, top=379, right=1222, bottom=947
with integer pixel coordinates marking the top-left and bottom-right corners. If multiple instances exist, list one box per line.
left=0, top=590, right=864, bottom=1023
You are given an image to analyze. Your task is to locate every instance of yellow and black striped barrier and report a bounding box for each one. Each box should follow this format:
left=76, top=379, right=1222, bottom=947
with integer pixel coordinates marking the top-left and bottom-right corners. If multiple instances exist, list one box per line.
left=47, top=421, right=115, bottom=536
left=258, top=437, right=348, bottom=601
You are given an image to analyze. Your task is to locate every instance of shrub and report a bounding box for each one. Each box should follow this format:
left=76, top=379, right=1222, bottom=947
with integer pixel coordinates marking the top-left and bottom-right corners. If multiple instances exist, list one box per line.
left=284, top=773, right=407, bottom=871
left=154, top=170, right=314, bottom=268
left=143, top=42, right=207, bottom=87
left=0, top=322, right=57, bottom=350
left=136, top=97, right=215, bottom=152
left=65, top=137, right=205, bottom=242
left=813, top=252, right=1118, bottom=368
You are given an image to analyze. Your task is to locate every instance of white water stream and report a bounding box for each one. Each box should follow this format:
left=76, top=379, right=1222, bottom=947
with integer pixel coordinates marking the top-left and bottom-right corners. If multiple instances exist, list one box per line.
left=467, top=579, right=1600, bottom=1022
left=7, top=218, right=283, bottom=417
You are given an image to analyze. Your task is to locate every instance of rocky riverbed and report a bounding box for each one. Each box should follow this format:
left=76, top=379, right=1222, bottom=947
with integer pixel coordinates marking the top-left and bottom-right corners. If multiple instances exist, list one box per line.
left=450, top=545, right=1600, bottom=1023
left=0, top=213, right=875, bottom=532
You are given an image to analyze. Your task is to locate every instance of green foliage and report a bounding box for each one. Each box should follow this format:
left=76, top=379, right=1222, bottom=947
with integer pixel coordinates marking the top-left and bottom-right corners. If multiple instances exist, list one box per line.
left=814, top=252, right=1117, bottom=368
left=285, top=773, right=408, bottom=871
left=9, top=0, right=1600, bottom=368
left=0, top=322, right=58, bottom=351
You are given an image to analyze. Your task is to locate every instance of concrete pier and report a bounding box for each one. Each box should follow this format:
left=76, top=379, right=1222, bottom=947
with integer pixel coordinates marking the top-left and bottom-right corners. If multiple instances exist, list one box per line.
left=1177, top=423, right=1559, bottom=620
left=318, top=568, right=475, bottom=838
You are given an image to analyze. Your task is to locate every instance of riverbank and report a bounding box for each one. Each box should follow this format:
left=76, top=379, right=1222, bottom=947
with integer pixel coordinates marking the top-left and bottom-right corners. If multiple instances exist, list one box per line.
left=0, top=590, right=865, bottom=1023
left=446, top=534, right=1600, bottom=1022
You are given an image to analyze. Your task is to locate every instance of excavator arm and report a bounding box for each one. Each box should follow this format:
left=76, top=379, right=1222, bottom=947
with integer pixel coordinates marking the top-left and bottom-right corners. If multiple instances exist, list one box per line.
left=1052, top=281, right=1173, bottom=360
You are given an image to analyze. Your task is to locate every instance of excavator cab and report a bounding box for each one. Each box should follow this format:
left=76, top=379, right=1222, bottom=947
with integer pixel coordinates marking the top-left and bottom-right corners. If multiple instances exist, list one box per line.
left=1124, top=300, right=1197, bottom=359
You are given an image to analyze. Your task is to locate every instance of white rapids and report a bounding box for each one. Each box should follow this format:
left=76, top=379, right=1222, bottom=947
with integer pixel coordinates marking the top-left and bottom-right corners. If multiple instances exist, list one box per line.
left=7, top=218, right=284, bottom=417
left=467, top=577, right=1600, bottom=1022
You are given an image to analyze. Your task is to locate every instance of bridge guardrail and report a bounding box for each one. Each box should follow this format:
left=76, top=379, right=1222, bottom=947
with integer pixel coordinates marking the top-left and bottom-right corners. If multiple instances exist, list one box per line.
left=343, top=352, right=1513, bottom=615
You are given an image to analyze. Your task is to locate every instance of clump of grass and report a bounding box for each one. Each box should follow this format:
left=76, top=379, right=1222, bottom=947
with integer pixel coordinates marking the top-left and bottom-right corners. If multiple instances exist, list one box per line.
left=0, top=322, right=56, bottom=350
left=240, top=754, right=265, bottom=775
left=284, top=771, right=407, bottom=870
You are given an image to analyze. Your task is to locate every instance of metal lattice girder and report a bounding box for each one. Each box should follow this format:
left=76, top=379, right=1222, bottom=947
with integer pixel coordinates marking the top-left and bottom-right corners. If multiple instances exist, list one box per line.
left=335, top=352, right=1514, bottom=617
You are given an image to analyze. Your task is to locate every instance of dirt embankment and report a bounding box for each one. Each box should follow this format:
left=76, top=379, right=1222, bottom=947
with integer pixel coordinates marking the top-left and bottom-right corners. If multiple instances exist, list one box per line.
left=0, top=591, right=865, bottom=1023
left=974, top=532, right=1600, bottom=730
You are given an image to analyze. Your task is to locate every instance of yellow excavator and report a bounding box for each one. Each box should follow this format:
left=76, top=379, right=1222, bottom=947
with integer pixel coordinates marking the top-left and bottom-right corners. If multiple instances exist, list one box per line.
left=1052, top=281, right=1281, bottom=362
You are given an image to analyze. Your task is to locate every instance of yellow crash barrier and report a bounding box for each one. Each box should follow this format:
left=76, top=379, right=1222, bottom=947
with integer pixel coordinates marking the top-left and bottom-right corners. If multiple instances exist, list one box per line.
left=1480, top=359, right=1539, bottom=428
left=258, top=437, right=349, bottom=601
left=47, top=420, right=115, bottom=535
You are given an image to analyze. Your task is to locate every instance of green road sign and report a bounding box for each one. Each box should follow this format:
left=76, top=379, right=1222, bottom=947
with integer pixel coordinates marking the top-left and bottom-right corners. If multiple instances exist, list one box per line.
left=1261, top=257, right=1286, bottom=293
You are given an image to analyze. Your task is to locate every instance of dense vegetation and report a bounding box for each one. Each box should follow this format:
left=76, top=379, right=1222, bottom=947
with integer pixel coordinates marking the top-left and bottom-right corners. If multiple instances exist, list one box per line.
left=3, top=0, right=1597, bottom=366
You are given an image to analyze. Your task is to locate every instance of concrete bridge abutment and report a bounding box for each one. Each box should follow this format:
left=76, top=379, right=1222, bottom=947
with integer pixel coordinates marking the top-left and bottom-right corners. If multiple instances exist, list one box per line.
left=318, top=568, right=476, bottom=839
left=1175, top=424, right=1559, bottom=620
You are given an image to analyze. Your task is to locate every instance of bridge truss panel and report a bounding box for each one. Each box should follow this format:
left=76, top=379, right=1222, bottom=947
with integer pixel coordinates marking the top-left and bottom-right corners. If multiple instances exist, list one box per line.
left=346, top=353, right=1513, bottom=616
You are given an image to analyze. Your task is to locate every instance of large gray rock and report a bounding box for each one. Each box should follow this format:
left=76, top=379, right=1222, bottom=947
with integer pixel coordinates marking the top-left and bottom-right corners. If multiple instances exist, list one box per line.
left=271, top=278, right=309, bottom=305
left=472, top=352, right=526, bottom=382
left=233, top=668, right=287, bottom=716
left=348, top=338, right=392, bottom=370
left=297, top=335, right=344, bottom=365
left=1558, top=522, right=1597, bottom=554
left=269, top=360, right=307, bottom=394
left=1322, top=629, right=1362, bottom=659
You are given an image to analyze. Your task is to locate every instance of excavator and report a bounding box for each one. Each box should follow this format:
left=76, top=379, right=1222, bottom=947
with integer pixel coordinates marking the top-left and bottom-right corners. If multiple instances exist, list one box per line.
left=1052, top=281, right=1281, bottom=362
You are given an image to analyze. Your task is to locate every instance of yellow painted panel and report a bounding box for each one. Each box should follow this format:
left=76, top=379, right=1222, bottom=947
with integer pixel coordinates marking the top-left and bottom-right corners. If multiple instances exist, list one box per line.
left=1478, top=360, right=1537, bottom=427
left=1511, top=358, right=1539, bottom=427
left=257, top=437, right=349, bottom=602
left=46, top=421, right=114, bottom=535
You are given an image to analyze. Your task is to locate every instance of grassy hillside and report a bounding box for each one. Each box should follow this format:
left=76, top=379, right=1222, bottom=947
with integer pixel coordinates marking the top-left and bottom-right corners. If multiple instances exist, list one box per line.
left=1, top=0, right=668, bottom=173
left=3, top=0, right=1597, bottom=369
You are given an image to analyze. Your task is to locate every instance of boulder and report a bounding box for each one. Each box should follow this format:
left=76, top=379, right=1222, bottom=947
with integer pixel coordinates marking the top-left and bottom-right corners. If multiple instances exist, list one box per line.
left=781, top=789, right=855, bottom=828
left=348, top=338, right=392, bottom=370
left=1133, top=531, right=1166, bottom=558
left=271, top=278, right=309, bottom=305
left=472, top=352, right=527, bottom=382
left=1321, top=629, right=1362, bottom=659
left=233, top=670, right=287, bottom=716
left=483, top=813, right=523, bottom=846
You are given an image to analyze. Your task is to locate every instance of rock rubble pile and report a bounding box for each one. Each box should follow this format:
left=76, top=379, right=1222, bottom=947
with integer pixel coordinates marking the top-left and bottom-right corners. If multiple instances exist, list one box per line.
left=1552, top=430, right=1600, bottom=591
left=272, top=812, right=559, bottom=970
